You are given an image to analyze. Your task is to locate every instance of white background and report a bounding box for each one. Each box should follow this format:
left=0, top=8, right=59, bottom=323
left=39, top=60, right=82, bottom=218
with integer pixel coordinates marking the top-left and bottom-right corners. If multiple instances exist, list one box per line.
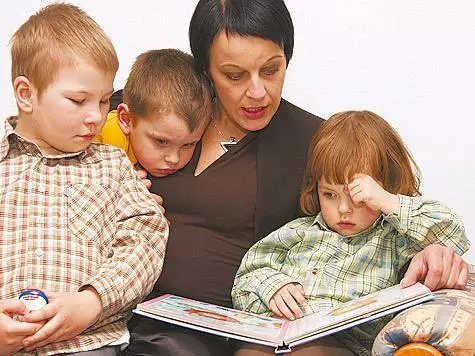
left=1, top=1, right=474, bottom=263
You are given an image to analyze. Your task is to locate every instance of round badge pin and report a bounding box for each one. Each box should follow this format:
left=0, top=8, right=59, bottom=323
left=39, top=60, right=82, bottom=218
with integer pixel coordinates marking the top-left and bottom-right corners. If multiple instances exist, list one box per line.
left=18, top=289, right=48, bottom=311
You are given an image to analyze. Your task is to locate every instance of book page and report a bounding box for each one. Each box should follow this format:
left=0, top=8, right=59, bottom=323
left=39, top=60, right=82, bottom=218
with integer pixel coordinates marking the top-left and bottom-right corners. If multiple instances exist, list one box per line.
left=137, top=294, right=288, bottom=343
left=284, top=282, right=431, bottom=343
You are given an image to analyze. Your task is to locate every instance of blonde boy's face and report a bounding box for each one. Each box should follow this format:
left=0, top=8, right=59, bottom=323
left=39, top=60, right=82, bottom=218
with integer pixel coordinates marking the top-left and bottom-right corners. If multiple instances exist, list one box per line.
left=15, top=58, right=114, bottom=153
left=125, top=111, right=204, bottom=177
left=318, top=179, right=381, bottom=237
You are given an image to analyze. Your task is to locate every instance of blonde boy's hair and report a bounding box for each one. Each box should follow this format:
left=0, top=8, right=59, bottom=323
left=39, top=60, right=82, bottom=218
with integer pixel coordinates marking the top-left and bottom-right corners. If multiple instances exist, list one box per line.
left=10, top=2, right=118, bottom=98
left=123, top=49, right=212, bottom=132
left=300, top=110, right=422, bottom=215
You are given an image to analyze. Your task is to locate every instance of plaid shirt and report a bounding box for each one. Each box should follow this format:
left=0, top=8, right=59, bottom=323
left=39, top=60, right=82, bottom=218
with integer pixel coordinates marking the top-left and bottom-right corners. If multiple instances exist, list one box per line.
left=0, top=118, right=168, bottom=355
left=232, top=195, right=469, bottom=351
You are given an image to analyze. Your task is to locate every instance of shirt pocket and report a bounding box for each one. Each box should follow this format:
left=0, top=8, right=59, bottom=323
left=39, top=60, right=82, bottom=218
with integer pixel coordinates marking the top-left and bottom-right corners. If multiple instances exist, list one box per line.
left=65, top=183, right=117, bottom=245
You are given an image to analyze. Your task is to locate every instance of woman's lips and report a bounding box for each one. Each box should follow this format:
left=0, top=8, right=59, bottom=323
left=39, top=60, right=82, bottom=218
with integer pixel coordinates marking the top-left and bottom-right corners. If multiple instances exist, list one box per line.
left=241, top=106, right=267, bottom=120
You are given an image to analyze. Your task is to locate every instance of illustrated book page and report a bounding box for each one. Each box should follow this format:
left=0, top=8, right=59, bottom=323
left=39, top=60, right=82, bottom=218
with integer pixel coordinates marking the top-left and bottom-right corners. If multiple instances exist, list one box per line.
left=134, top=283, right=433, bottom=353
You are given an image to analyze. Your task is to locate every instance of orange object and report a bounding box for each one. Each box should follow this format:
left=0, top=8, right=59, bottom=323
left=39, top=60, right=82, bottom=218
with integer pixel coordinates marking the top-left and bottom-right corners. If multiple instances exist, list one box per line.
left=394, top=343, right=443, bottom=356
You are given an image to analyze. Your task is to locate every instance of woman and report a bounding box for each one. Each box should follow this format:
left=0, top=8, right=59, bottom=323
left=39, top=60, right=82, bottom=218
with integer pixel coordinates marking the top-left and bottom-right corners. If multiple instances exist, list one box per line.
left=125, top=1, right=468, bottom=355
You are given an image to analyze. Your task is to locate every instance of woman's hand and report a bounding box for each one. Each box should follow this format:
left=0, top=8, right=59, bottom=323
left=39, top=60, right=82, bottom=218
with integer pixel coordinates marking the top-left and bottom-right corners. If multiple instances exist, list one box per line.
left=401, top=244, right=469, bottom=291
left=269, top=283, right=307, bottom=321
left=347, top=173, right=399, bottom=215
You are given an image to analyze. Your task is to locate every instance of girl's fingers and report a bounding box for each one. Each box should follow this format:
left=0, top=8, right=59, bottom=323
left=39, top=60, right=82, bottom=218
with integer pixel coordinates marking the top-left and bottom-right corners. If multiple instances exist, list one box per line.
left=273, top=293, right=295, bottom=320
left=269, top=299, right=283, bottom=317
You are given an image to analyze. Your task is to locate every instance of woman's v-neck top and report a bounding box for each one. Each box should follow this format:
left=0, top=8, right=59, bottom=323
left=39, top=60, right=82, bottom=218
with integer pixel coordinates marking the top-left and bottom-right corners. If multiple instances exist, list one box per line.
left=151, top=133, right=258, bottom=307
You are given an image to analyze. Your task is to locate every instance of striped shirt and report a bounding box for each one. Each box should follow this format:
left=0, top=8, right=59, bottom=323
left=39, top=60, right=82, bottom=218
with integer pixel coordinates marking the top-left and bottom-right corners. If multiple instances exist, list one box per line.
left=0, top=118, right=168, bottom=355
left=232, top=195, right=469, bottom=352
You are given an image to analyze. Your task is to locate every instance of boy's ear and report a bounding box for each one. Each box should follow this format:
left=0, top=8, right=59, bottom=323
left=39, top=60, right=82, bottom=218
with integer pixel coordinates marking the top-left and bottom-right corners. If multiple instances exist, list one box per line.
left=117, top=103, right=133, bottom=135
left=13, top=76, right=34, bottom=114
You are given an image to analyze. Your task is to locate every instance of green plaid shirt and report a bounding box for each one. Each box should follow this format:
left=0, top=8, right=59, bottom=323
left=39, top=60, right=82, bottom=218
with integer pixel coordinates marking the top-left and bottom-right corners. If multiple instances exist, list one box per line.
left=232, top=195, right=469, bottom=353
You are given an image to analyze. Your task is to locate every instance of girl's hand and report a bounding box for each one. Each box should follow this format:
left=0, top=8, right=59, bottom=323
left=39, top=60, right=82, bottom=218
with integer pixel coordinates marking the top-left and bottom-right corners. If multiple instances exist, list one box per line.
left=19, top=288, right=102, bottom=351
left=347, top=173, right=399, bottom=215
left=269, top=283, right=307, bottom=321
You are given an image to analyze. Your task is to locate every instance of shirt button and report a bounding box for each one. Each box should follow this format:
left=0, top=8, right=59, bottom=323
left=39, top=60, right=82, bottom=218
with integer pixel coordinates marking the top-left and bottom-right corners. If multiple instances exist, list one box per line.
left=41, top=158, right=47, bottom=164
left=38, top=185, right=46, bottom=193
left=35, top=248, right=44, bottom=257
left=312, top=268, right=318, bottom=275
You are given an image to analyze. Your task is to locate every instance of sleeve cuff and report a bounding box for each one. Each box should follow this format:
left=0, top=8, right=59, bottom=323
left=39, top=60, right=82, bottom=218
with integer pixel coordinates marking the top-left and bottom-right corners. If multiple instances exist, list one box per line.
left=79, top=274, right=124, bottom=320
left=257, top=273, right=301, bottom=307
left=383, top=194, right=418, bottom=235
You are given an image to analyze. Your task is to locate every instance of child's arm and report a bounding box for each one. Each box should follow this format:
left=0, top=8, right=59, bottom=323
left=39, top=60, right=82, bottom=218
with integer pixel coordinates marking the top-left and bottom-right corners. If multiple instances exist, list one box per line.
left=78, top=156, right=169, bottom=317
left=348, top=173, right=469, bottom=290
left=347, top=173, right=400, bottom=215
left=387, top=195, right=469, bottom=261
left=232, top=220, right=307, bottom=316
left=381, top=195, right=469, bottom=291
left=347, top=173, right=468, bottom=257
left=21, top=154, right=168, bottom=350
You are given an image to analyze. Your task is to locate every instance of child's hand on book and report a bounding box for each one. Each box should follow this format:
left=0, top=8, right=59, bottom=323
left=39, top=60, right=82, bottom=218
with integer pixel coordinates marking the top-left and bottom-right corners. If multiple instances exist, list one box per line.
left=347, top=173, right=399, bottom=215
left=269, top=283, right=307, bottom=321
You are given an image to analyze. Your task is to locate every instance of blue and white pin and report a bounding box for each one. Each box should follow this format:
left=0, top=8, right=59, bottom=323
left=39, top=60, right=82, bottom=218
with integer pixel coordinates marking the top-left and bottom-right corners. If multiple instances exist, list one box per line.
left=18, top=289, right=48, bottom=311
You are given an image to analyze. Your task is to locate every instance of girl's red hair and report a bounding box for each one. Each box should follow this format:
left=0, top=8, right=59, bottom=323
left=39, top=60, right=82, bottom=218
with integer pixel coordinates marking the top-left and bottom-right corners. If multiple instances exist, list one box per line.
left=300, top=111, right=421, bottom=215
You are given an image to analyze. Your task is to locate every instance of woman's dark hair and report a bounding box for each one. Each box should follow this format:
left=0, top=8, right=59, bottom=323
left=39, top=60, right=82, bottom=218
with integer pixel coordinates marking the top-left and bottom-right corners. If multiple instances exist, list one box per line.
left=189, top=0, right=294, bottom=74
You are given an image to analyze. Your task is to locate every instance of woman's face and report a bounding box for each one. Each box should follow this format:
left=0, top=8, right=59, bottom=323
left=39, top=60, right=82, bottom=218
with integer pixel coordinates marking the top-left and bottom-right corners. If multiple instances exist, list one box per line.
left=208, top=31, right=287, bottom=133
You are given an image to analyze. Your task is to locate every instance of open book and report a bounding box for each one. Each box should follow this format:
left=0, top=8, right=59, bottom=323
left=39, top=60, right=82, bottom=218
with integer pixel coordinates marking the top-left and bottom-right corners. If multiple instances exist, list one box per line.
left=133, top=283, right=432, bottom=354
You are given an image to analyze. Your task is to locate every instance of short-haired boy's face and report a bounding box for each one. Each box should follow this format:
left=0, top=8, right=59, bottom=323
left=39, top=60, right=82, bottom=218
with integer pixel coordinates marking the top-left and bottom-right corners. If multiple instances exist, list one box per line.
left=318, top=179, right=381, bottom=237
left=20, top=59, right=114, bottom=153
left=128, top=112, right=205, bottom=177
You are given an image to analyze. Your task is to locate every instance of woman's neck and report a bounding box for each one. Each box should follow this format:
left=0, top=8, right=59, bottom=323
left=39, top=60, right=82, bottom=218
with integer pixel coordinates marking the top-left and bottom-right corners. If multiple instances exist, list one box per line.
left=213, top=103, right=248, bottom=142
left=194, top=105, right=248, bottom=176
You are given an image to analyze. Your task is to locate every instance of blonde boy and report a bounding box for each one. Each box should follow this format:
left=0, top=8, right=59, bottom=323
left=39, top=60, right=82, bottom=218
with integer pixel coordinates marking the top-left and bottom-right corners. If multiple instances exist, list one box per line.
left=0, top=3, right=168, bottom=355
left=96, top=49, right=212, bottom=177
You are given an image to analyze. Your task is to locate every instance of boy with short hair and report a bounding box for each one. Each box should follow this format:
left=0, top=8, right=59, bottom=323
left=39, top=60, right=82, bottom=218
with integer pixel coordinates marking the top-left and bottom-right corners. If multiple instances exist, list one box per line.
left=0, top=3, right=168, bottom=355
left=96, top=48, right=212, bottom=178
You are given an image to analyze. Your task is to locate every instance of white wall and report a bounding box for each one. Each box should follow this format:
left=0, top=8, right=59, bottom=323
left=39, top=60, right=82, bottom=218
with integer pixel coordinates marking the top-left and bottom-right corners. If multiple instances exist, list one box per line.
left=1, top=1, right=474, bottom=263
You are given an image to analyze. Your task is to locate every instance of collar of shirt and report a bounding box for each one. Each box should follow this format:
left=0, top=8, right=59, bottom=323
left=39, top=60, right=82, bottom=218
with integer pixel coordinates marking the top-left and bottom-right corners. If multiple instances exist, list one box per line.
left=1, top=117, right=102, bottom=164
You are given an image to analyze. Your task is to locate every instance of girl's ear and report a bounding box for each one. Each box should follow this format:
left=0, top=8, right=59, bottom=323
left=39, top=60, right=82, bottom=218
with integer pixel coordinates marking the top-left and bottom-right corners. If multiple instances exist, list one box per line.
left=13, top=76, right=34, bottom=114
left=117, top=103, right=133, bottom=135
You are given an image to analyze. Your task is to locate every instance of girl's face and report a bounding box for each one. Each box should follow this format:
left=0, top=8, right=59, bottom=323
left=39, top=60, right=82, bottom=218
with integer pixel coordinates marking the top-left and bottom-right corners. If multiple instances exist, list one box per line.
left=208, top=31, right=287, bottom=136
left=318, top=179, right=381, bottom=237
